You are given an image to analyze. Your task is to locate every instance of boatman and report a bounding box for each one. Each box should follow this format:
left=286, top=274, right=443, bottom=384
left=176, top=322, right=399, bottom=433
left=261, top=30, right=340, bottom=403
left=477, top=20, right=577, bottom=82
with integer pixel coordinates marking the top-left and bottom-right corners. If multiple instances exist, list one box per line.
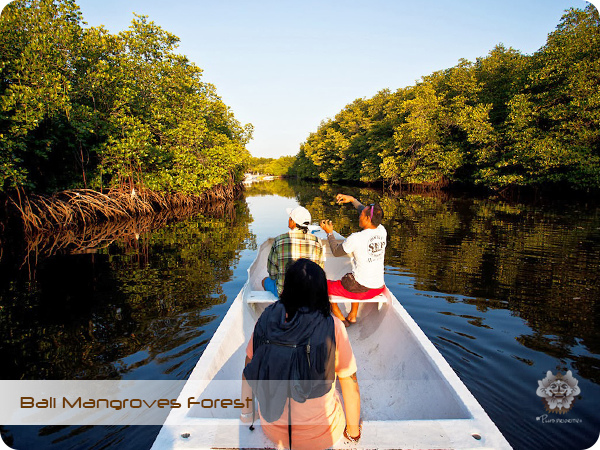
left=320, top=194, right=386, bottom=326
left=262, top=206, right=325, bottom=297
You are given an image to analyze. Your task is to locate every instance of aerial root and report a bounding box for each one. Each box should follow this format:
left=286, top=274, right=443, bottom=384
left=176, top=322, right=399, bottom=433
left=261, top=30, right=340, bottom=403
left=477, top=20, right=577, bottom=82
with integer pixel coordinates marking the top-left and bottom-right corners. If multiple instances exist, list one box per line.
left=8, top=183, right=244, bottom=235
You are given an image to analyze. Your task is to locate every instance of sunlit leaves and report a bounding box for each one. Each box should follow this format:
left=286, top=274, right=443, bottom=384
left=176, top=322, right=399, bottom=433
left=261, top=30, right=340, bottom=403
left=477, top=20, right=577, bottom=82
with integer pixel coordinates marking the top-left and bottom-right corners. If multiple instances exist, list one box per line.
left=0, top=0, right=252, bottom=195
left=295, top=5, right=600, bottom=191
left=0, top=0, right=83, bottom=190
left=246, top=156, right=296, bottom=177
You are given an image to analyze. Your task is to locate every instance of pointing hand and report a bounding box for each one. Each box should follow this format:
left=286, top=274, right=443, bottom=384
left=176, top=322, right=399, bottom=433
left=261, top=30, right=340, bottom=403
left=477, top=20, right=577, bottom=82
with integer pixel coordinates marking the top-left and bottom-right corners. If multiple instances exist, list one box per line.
left=320, top=219, right=334, bottom=234
left=335, top=194, right=354, bottom=204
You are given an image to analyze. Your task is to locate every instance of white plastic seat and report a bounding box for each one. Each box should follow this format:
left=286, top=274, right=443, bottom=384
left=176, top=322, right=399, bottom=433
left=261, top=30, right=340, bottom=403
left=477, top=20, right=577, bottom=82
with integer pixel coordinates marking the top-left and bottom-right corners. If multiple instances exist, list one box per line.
left=246, top=290, right=278, bottom=303
left=247, top=290, right=387, bottom=310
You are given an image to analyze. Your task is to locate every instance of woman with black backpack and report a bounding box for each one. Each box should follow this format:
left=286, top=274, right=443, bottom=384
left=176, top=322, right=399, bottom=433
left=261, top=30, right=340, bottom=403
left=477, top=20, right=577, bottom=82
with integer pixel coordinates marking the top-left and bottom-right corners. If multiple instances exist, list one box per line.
left=242, top=258, right=362, bottom=449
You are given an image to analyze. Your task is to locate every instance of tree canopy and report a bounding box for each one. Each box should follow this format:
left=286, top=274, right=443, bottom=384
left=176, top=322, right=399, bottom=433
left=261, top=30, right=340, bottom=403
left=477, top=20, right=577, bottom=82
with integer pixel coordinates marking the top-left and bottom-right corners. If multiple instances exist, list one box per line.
left=0, top=0, right=252, bottom=195
left=246, top=155, right=296, bottom=177
left=293, top=5, right=600, bottom=191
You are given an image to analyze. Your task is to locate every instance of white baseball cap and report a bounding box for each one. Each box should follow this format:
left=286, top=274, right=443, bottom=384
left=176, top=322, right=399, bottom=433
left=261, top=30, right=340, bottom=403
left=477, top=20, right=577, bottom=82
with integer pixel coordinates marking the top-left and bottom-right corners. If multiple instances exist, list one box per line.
left=286, top=206, right=311, bottom=227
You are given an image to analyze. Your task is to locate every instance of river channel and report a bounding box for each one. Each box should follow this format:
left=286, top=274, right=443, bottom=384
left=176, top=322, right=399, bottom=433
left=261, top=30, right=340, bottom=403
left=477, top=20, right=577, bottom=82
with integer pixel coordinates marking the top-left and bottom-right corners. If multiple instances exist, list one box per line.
left=1, top=179, right=599, bottom=450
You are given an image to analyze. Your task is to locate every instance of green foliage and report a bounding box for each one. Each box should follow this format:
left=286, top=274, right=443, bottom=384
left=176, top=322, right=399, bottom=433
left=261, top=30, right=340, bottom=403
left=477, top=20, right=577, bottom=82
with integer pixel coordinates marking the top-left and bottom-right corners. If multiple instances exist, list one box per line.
left=0, top=0, right=252, bottom=194
left=296, top=5, right=600, bottom=191
left=0, top=0, right=84, bottom=191
left=246, top=155, right=296, bottom=177
left=503, top=5, right=600, bottom=188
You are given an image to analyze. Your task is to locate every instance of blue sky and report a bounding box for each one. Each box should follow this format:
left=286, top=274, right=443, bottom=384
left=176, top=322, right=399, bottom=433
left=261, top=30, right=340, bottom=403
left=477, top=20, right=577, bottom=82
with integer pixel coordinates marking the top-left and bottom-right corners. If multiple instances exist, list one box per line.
left=2, top=0, right=597, bottom=158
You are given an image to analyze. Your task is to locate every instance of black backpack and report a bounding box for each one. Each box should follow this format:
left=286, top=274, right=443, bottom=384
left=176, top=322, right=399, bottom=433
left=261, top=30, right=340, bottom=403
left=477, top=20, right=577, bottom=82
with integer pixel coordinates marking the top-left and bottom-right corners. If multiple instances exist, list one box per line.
left=243, top=302, right=336, bottom=447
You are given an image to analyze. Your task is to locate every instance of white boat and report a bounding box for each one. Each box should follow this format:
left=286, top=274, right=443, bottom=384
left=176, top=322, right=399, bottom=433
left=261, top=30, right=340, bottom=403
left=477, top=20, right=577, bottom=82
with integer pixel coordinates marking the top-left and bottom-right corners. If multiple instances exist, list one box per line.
left=151, top=229, right=512, bottom=449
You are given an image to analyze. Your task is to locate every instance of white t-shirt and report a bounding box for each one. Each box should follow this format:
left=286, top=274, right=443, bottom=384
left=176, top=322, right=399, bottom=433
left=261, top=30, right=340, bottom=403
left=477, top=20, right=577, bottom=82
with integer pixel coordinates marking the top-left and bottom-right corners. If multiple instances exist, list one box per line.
left=341, top=225, right=387, bottom=289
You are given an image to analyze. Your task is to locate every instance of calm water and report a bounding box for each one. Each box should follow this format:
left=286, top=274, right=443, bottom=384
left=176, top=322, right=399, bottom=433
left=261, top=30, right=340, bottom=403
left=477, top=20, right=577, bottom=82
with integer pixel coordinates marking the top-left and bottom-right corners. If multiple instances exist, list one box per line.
left=1, top=180, right=599, bottom=449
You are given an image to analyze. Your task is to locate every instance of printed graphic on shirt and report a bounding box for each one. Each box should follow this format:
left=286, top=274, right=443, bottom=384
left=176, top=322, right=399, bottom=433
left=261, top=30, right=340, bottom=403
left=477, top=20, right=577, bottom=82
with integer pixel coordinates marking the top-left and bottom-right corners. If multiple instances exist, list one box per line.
left=367, top=235, right=386, bottom=262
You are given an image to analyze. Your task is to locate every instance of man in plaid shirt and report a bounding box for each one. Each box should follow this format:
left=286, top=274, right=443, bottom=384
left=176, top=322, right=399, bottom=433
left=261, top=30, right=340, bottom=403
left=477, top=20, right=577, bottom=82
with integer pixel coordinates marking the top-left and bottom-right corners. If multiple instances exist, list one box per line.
left=262, top=206, right=325, bottom=297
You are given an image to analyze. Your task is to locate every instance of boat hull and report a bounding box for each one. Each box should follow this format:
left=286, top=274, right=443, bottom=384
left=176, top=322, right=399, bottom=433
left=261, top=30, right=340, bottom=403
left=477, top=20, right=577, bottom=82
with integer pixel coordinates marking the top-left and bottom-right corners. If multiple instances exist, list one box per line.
left=152, top=237, right=512, bottom=449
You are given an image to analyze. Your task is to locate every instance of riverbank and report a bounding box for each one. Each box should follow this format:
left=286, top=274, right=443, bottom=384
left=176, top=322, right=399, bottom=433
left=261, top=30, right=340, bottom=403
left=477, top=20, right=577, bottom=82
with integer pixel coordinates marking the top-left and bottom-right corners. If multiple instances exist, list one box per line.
left=1, top=183, right=243, bottom=235
left=290, top=175, right=600, bottom=207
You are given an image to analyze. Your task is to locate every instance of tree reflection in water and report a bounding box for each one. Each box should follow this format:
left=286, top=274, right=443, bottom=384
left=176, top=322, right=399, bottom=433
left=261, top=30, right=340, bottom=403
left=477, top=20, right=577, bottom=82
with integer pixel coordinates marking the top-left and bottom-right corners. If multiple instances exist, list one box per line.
left=0, top=200, right=254, bottom=380
left=247, top=179, right=600, bottom=450
left=1, top=180, right=599, bottom=450
left=249, top=181, right=599, bottom=369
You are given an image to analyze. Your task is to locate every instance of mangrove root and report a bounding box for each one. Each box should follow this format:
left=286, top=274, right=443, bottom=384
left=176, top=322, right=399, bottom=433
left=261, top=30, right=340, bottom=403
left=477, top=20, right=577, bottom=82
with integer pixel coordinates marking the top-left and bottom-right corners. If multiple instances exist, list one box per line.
left=7, top=184, right=244, bottom=236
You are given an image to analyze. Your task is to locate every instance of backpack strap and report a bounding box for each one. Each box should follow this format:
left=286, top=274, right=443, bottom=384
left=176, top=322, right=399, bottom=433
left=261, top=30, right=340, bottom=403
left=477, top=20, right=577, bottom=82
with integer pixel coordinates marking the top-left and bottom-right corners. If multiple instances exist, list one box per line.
left=288, top=387, right=292, bottom=449
left=249, top=391, right=256, bottom=431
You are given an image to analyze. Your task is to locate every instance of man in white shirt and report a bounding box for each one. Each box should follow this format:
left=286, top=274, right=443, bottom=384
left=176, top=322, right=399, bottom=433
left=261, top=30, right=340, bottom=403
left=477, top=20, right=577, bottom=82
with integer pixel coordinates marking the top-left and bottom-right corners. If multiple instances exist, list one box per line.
left=320, top=194, right=387, bottom=325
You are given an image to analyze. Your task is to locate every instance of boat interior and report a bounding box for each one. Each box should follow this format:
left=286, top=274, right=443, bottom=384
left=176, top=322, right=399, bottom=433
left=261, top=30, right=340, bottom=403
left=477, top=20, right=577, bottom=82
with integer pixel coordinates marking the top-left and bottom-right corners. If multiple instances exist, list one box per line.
left=186, top=237, right=470, bottom=422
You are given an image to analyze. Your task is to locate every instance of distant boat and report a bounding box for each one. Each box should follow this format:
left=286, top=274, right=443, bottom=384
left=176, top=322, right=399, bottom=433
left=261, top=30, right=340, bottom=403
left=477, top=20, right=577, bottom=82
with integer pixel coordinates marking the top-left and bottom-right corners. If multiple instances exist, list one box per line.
left=242, top=174, right=258, bottom=185
left=151, top=228, right=512, bottom=449
left=243, top=174, right=278, bottom=185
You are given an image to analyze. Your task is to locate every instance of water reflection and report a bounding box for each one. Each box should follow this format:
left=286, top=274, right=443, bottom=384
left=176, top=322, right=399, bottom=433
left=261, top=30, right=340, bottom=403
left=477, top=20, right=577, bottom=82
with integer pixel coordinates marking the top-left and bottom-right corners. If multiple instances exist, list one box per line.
left=246, top=180, right=600, bottom=450
left=2, top=180, right=599, bottom=450
left=248, top=181, right=600, bottom=368
left=0, top=200, right=254, bottom=381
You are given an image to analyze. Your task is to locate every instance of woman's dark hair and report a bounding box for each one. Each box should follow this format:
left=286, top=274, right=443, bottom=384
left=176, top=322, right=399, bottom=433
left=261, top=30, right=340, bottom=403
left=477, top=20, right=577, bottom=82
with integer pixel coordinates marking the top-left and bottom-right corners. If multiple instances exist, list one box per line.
left=279, top=258, right=331, bottom=319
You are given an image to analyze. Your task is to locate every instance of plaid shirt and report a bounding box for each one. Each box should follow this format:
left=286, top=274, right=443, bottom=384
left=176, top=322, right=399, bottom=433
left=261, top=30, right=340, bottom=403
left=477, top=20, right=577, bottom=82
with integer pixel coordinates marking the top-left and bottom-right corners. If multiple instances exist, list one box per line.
left=267, top=229, right=325, bottom=295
